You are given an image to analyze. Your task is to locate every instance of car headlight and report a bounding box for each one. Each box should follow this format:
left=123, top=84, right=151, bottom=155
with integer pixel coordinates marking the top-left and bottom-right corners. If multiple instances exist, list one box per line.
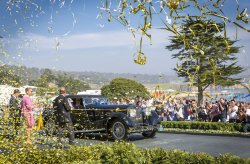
left=128, top=109, right=137, bottom=117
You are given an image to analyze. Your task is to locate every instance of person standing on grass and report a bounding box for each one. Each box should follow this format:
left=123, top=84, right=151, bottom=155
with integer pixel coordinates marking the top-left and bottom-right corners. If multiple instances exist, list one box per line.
left=53, top=87, right=75, bottom=145
left=21, top=88, right=35, bottom=144
left=9, top=89, right=21, bottom=138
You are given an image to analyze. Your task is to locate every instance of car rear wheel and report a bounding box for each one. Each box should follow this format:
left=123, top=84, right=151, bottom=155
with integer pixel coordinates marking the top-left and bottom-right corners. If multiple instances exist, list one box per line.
left=142, top=129, right=157, bottom=138
left=109, top=119, right=128, bottom=140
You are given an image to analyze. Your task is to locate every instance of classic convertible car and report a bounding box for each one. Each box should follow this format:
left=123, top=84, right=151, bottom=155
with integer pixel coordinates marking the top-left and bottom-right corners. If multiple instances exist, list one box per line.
left=43, top=95, right=159, bottom=140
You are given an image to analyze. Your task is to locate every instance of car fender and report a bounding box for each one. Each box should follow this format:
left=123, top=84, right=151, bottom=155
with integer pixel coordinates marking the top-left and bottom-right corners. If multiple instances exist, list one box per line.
left=148, top=110, right=160, bottom=126
left=107, top=112, right=135, bottom=128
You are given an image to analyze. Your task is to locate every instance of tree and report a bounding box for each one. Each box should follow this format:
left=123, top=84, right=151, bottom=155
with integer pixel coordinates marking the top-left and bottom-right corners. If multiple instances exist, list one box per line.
left=0, top=66, right=23, bottom=87
left=101, top=78, right=150, bottom=100
left=35, top=69, right=57, bottom=88
left=102, top=0, right=250, bottom=64
left=166, top=18, right=244, bottom=106
left=30, top=69, right=91, bottom=95
left=29, top=69, right=58, bottom=96
left=56, top=73, right=91, bottom=94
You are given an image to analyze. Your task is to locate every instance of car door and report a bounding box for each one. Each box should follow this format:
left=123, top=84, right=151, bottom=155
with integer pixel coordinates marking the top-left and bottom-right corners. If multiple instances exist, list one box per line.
left=83, top=97, right=107, bottom=131
left=93, top=106, right=112, bottom=129
left=70, top=97, right=91, bottom=131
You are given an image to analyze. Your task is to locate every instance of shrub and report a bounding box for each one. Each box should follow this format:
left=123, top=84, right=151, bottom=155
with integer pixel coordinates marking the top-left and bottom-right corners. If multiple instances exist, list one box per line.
left=0, top=141, right=249, bottom=164
left=161, top=121, right=250, bottom=132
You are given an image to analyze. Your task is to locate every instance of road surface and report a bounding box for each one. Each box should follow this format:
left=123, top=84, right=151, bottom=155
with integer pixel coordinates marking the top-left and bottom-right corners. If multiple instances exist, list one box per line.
left=72, top=132, right=250, bottom=158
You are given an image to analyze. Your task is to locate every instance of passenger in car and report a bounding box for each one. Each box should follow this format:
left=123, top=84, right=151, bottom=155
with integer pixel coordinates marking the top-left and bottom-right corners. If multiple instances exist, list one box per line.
left=74, top=98, right=83, bottom=109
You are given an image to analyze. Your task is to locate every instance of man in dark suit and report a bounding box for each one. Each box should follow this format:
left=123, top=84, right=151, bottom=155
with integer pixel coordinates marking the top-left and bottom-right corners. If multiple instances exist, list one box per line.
left=53, top=87, right=75, bottom=145
left=9, top=89, right=21, bottom=137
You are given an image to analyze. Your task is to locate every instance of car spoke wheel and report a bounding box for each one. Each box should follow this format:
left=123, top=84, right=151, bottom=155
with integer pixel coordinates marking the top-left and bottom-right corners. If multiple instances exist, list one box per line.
left=110, top=119, right=127, bottom=140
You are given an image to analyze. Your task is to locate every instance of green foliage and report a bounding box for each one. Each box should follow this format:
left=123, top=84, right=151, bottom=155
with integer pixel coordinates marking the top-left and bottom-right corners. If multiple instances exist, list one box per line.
left=144, top=148, right=215, bottom=164
left=0, top=66, right=23, bottom=87
left=0, top=140, right=249, bottom=163
left=161, top=121, right=250, bottom=132
left=31, top=70, right=91, bottom=95
left=35, top=69, right=57, bottom=88
left=0, top=113, right=249, bottom=163
left=101, top=78, right=150, bottom=100
left=35, top=87, right=57, bottom=97
left=0, top=65, right=90, bottom=95
left=217, top=154, right=247, bottom=164
left=56, top=73, right=90, bottom=94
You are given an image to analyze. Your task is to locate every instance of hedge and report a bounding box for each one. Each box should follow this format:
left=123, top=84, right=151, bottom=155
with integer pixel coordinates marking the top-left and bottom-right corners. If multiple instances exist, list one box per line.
left=161, top=121, right=250, bottom=132
left=0, top=141, right=249, bottom=163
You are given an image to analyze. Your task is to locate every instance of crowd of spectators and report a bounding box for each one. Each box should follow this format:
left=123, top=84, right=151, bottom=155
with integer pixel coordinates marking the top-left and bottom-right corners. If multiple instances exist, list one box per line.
left=131, top=96, right=250, bottom=132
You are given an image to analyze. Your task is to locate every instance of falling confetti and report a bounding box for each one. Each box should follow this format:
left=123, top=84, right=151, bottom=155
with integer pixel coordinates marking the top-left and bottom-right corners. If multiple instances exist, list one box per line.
left=166, top=16, right=171, bottom=24
left=48, top=26, right=54, bottom=33
left=55, top=38, right=60, bottom=51
left=62, top=30, right=71, bottom=36
left=59, top=0, right=65, bottom=8
left=98, top=0, right=250, bottom=66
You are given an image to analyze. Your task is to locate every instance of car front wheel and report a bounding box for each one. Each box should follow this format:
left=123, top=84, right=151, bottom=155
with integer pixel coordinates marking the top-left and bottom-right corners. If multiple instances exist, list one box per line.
left=109, top=119, right=128, bottom=140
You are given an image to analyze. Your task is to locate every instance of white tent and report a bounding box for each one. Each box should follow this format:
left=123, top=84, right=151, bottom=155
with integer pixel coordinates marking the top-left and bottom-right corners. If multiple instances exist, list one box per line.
left=77, top=90, right=101, bottom=95
left=166, top=89, right=175, bottom=92
left=0, top=85, right=16, bottom=106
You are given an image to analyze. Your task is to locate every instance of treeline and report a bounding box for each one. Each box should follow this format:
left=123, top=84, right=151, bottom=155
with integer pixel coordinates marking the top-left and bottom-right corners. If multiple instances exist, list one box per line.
left=1, top=65, right=180, bottom=85
left=0, top=65, right=90, bottom=95
left=68, top=71, right=179, bottom=85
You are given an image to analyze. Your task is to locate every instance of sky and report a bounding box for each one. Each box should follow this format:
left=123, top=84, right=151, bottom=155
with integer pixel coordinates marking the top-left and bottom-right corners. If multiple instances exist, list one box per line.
left=0, top=0, right=250, bottom=75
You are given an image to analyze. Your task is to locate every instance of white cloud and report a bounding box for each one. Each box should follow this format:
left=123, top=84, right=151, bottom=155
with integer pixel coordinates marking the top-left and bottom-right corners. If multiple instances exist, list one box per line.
left=2, top=26, right=248, bottom=55
left=10, top=29, right=170, bottom=51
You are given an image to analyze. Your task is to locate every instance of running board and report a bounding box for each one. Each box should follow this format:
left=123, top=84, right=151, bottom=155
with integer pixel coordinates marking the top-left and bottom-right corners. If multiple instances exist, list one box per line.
left=74, top=128, right=106, bottom=133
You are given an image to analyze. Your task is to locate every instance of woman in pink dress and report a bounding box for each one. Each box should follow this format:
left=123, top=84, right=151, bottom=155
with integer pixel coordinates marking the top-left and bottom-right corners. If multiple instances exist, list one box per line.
left=21, top=87, right=34, bottom=144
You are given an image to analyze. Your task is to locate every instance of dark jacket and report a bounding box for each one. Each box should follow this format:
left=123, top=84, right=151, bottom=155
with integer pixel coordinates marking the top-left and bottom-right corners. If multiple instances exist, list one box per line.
left=9, top=95, right=21, bottom=117
left=53, top=94, right=72, bottom=123
left=218, top=102, right=227, bottom=118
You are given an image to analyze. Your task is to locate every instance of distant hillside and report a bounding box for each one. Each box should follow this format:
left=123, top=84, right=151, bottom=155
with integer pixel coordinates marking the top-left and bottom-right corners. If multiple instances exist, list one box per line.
left=6, top=65, right=181, bottom=85
left=66, top=71, right=181, bottom=85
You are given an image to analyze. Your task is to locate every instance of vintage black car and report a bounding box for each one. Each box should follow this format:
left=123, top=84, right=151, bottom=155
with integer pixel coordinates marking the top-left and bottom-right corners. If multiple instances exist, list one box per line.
left=43, top=95, right=159, bottom=140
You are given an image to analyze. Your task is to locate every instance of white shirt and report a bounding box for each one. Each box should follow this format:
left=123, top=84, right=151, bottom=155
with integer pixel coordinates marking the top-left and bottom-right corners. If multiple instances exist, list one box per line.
left=175, top=108, right=184, bottom=119
left=246, top=108, right=250, bottom=116
left=229, top=106, right=238, bottom=119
